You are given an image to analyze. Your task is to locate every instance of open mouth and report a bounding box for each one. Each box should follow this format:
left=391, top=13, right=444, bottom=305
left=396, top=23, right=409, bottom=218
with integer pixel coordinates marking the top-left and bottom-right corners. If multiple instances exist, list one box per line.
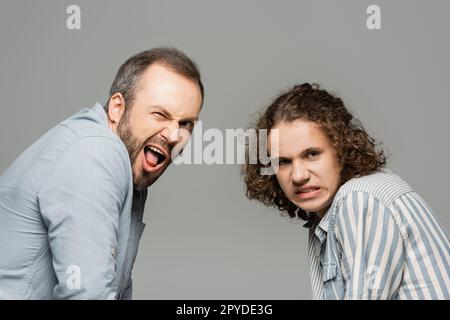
left=143, top=145, right=168, bottom=169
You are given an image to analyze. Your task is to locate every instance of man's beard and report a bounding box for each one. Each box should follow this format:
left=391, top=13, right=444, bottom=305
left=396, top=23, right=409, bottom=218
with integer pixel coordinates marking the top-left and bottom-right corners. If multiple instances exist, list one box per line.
left=117, top=112, right=168, bottom=190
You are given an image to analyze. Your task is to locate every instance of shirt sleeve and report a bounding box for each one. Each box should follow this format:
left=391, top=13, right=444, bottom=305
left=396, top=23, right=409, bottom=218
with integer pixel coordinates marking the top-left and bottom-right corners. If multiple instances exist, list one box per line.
left=37, top=136, right=131, bottom=299
left=334, top=191, right=405, bottom=300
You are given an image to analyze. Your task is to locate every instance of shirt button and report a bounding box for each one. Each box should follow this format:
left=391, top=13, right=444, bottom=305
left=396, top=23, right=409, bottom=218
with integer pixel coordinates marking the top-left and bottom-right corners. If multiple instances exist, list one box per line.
left=111, top=248, right=117, bottom=258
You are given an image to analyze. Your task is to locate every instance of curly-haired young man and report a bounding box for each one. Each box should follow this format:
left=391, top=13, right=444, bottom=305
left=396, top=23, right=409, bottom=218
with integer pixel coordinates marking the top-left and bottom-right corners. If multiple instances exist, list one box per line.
left=243, top=83, right=450, bottom=300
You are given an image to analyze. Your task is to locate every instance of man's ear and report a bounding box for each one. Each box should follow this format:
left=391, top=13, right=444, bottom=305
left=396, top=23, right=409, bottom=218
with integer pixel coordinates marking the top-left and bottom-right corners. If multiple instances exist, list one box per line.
left=107, top=93, right=126, bottom=132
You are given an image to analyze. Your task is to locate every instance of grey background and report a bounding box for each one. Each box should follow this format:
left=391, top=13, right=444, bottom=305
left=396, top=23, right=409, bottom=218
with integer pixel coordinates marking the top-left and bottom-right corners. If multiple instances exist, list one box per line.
left=0, top=0, right=449, bottom=299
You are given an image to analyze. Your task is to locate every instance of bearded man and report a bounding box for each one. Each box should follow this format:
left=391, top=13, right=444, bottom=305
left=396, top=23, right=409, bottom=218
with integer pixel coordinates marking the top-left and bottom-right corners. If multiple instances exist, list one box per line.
left=0, top=47, right=204, bottom=299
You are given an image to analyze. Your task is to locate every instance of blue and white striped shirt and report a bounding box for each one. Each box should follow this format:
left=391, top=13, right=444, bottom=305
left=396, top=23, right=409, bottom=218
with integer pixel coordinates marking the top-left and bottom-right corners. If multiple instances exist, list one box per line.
left=308, top=169, right=450, bottom=300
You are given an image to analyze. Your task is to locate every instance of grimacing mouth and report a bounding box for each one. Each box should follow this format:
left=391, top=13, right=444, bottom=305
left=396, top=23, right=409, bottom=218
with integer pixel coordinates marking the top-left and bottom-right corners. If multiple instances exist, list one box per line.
left=295, top=186, right=320, bottom=194
left=144, top=144, right=168, bottom=166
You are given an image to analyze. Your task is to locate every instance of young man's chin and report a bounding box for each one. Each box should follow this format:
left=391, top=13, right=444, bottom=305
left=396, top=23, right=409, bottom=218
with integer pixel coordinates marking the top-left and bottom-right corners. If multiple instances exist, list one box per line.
left=293, top=200, right=327, bottom=215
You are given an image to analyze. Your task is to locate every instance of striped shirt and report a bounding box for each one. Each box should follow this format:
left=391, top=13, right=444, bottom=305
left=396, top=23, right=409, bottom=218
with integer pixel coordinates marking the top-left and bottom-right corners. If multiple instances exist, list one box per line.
left=308, top=169, right=450, bottom=300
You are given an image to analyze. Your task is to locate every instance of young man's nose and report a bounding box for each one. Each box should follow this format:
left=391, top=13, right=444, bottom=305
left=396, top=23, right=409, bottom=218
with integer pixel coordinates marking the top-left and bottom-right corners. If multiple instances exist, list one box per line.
left=291, top=160, right=310, bottom=185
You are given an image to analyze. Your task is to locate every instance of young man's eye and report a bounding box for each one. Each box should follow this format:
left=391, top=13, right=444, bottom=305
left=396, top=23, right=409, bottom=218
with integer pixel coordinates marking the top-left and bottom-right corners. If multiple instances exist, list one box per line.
left=306, top=151, right=320, bottom=159
left=278, top=159, right=291, bottom=166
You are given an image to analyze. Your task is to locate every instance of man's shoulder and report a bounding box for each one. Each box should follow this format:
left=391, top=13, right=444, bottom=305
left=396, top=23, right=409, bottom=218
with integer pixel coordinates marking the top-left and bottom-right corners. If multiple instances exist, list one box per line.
left=13, top=104, right=130, bottom=191
left=335, top=169, right=413, bottom=207
left=40, top=104, right=128, bottom=168
left=37, top=129, right=132, bottom=199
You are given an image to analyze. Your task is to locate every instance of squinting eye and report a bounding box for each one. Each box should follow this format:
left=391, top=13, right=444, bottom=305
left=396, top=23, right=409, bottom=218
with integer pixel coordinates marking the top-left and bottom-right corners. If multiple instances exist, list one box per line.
left=278, top=159, right=290, bottom=166
left=153, top=112, right=166, bottom=119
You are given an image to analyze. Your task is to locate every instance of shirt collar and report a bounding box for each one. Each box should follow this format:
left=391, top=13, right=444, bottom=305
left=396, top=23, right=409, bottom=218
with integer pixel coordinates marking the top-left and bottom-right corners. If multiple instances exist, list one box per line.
left=317, top=210, right=330, bottom=233
left=312, top=206, right=332, bottom=244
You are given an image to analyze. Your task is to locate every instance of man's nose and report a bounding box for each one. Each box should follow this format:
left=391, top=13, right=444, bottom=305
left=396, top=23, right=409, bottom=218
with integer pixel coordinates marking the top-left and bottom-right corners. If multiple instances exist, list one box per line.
left=160, top=120, right=180, bottom=145
left=291, top=160, right=310, bottom=185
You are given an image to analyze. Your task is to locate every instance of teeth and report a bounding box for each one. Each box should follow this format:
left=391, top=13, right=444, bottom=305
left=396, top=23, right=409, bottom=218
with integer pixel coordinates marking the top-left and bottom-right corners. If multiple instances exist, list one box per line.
left=148, top=146, right=164, bottom=156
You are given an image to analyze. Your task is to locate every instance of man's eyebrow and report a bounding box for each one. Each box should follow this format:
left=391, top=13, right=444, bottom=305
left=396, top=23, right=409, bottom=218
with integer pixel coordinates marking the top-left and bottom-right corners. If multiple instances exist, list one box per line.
left=272, top=147, right=321, bottom=159
left=148, top=105, right=172, bottom=117
left=148, top=105, right=198, bottom=123
left=181, top=116, right=199, bottom=123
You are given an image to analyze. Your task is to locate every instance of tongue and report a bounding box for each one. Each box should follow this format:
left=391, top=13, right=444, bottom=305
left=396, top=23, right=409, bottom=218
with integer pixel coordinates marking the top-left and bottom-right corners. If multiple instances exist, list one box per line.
left=145, top=149, right=159, bottom=167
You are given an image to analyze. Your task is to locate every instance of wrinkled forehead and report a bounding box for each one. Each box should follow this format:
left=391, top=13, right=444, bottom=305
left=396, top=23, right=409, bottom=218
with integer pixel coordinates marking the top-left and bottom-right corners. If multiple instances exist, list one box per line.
left=267, top=119, right=332, bottom=157
left=136, top=64, right=202, bottom=118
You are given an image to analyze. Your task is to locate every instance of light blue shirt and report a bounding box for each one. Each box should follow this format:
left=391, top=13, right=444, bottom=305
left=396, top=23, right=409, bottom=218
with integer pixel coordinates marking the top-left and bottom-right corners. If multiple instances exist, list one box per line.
left=0, top=103, right=147, bottom=299
left=308, top=170, right=450, bottom=299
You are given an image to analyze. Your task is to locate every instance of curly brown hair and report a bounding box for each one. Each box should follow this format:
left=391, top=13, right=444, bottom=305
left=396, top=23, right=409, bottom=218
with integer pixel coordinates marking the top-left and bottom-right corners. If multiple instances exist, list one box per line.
left=242, top=83, right=386, bottom=224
